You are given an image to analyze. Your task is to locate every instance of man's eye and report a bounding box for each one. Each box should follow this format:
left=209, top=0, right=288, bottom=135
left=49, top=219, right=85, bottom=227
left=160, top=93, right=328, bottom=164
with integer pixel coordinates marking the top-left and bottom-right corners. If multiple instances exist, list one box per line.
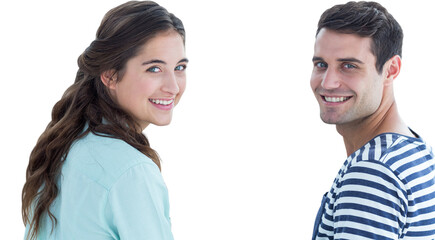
left=315, top=62, right=327, bottom=68
left=175, top=65, right=186, bottom=71
left=343, top=63, right=357, bottom=69
left=147, top=66, right=161, bottom=73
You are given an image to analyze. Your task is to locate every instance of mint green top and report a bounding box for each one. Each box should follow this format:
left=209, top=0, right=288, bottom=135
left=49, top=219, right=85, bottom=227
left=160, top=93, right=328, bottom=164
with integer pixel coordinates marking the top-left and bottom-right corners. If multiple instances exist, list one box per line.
left=25, top=131, right=173, bottom=240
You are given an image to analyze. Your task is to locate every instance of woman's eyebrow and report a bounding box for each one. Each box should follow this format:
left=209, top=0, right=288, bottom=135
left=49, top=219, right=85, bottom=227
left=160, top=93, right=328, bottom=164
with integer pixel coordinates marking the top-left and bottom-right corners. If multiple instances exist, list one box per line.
left=142, top=59, right=166, bottom=65
left=142, top=58, right=189, bottom=65
left=178, top=58, right=189, bottom=64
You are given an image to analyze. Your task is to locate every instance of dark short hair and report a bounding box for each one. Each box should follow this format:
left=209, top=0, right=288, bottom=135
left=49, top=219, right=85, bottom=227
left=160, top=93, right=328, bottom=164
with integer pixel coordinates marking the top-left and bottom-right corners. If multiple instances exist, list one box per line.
left=316, top=1, right=403, bottom=73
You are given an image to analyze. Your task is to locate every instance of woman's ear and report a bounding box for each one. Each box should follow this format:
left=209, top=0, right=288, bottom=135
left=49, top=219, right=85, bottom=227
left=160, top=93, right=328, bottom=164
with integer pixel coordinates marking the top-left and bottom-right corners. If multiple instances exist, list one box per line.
left=100, top=70, right=117, bottom=90
left=383, top=55, right=401, bottom=86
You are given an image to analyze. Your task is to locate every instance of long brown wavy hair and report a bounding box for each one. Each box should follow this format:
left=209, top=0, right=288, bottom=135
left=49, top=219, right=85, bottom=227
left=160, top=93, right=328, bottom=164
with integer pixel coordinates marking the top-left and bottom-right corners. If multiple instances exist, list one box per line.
left=21, top=1, right=185, bottom=239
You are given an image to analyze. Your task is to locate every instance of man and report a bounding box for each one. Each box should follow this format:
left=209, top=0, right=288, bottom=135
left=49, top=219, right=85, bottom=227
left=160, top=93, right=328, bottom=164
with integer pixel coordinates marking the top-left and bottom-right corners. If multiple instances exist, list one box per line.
left=310, top=2, right=435, bottom=239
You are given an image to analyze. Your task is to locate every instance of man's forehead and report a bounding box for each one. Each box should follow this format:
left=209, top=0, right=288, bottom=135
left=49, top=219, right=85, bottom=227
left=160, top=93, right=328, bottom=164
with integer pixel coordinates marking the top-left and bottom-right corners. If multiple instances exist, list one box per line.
left=314, top=29, right=375, bottom=61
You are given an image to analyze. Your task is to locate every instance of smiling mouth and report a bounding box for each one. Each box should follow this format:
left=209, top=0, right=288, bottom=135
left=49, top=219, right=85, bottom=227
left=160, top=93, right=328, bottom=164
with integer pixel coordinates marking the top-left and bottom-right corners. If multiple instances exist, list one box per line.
left=149, top=98, right=174, bottom=106
left=322, top=96, right=352, bottom=103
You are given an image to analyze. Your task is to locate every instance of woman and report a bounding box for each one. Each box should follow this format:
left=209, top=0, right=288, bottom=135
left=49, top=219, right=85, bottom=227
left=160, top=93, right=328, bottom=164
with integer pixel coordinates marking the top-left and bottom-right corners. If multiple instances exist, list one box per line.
left=21, top=1, right=187, bottom=239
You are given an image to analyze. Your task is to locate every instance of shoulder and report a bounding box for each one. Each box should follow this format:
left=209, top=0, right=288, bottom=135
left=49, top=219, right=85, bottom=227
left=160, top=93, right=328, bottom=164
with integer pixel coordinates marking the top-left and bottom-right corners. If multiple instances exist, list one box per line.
left=379, top=134, right=434, bottom=182
left=105, top=162, right=172, bottom=240
left=344, top=133, right=434, bottom=187
left=332, top=134, right=435, bottom=238
left=347, top=133, right=433, bottom=180
left=66, top=132, right=159, bottom=189
left=339, top=132, right=435, bottom=207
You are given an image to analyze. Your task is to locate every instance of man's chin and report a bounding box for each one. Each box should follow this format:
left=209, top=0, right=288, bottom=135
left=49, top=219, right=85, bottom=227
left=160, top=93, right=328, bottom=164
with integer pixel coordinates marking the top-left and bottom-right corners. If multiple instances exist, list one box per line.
left=320, top=114, right=340, bottom=125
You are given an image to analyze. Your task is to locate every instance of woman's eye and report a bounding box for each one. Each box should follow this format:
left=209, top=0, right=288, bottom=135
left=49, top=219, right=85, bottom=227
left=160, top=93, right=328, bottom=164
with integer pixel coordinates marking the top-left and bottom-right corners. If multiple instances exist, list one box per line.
left=147, top=66, right=161, bottom=73
left=175, top=65, right=186, bottom=71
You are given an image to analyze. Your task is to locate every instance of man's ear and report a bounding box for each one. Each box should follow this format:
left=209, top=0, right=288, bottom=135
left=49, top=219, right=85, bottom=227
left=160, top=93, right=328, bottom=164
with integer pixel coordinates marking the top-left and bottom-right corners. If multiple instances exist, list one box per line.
left=100, top=70, right=117, bottom=90
left=383, top=55, right=401, bottom=86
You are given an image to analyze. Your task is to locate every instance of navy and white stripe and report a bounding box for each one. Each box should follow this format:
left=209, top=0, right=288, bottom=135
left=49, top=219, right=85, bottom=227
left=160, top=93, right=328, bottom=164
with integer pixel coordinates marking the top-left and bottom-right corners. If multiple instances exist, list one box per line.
left=313, top=132, right=435, bottom=239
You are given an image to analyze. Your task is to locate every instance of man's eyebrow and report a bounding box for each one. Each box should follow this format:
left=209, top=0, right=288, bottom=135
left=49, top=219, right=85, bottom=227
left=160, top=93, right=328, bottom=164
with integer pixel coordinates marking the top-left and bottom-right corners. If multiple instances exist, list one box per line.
left=311, top=57, right=364, bottom=64
left=142, top=58, right=189, bottom=65
left=312, top=56, right=324, bottom=62
left=337, top=58, right=364, bottom=64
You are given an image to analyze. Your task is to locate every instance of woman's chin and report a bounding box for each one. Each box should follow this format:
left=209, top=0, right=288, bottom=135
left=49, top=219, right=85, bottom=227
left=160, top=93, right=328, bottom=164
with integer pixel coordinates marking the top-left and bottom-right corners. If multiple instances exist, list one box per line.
left=152, top=118, right=173, bottom=127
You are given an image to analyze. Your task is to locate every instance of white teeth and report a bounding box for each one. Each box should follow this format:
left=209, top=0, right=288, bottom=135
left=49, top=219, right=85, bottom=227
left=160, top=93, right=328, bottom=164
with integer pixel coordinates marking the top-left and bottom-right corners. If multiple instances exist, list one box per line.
left=324, top=96, right=350, bottom=103
left=150, top=99, right=174, bottom=105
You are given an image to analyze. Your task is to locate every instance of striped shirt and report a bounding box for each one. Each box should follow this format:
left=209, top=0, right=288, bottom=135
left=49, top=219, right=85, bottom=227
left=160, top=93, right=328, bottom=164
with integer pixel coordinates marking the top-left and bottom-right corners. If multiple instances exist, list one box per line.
left=312, top=132, right=435, bottom=240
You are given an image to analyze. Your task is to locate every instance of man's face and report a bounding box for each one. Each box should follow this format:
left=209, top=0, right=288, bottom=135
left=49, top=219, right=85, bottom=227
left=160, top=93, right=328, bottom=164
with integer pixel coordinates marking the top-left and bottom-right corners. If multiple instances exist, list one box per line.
left=310, top=28, right=385, bottom=125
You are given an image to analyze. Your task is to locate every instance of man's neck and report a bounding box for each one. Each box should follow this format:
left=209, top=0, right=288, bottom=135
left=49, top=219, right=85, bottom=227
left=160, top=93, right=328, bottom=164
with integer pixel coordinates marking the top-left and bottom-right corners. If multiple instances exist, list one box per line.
left=336, top=100, right=414, bottom=157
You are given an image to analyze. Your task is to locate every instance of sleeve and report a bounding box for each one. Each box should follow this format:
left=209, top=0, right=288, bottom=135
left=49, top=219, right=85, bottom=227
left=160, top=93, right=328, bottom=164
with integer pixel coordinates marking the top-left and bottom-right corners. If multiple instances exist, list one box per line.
left=105, top=163, right=174, bottom=240
left=333, top=160, right=408, bottom=240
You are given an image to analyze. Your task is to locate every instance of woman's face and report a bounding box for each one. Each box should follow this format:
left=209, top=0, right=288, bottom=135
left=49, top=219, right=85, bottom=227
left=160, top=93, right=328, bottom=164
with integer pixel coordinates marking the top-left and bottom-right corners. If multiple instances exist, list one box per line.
left=107, top=30, right=187, bottom=130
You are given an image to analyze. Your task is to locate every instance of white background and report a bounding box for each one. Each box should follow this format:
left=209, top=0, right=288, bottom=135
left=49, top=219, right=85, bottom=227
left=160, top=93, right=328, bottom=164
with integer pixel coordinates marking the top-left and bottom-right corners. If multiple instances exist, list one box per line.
left=1, top=0, right=434, bottom=239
